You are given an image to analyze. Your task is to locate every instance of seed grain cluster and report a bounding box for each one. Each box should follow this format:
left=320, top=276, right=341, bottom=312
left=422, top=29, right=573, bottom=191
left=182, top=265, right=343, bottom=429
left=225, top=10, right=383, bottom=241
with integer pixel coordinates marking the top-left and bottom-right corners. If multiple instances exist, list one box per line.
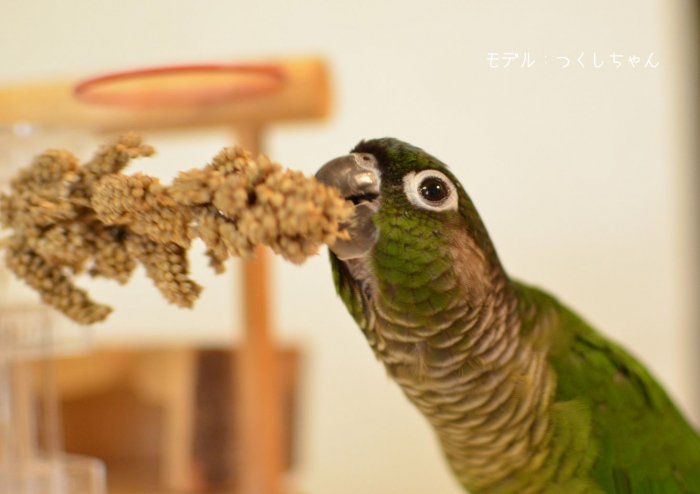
left=0, top=133, right=352, bottom=324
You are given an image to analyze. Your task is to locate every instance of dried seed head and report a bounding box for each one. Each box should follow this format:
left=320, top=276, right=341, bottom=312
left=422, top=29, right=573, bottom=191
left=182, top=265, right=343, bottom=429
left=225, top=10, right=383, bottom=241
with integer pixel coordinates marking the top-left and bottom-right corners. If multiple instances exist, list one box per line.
left=0, top=135, right=353, bottom=324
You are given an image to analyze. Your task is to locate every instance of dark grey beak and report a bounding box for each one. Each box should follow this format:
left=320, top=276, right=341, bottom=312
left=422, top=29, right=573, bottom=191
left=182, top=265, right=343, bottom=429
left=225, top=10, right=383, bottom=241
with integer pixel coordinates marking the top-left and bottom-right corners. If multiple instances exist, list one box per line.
left=315, top=153, right=380, bottom=260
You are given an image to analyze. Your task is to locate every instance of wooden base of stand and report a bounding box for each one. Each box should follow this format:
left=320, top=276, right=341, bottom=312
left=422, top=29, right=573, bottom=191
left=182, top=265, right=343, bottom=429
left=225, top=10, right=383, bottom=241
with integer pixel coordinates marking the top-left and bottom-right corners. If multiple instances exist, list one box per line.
left=55, top=346, right=300, bottom=494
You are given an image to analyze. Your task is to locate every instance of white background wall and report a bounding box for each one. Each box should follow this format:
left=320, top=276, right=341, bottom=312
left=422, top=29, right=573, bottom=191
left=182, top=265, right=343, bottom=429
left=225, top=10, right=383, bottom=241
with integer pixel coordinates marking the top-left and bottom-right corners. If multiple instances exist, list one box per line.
left=1, top=2, right=698, bottom=493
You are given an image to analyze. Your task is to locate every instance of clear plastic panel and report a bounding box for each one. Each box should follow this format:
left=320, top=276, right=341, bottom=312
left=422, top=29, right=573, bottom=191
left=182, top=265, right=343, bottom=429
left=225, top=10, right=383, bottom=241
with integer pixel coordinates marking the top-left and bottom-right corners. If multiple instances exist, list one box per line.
left=0, top=455, right=106, bottom=494
left=0, top=308, right=106, bottom=494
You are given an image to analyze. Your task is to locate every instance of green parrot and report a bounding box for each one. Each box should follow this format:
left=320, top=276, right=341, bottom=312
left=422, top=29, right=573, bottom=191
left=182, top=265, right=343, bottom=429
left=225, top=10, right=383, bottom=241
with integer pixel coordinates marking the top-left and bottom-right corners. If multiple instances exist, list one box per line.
left=315, top=138, right=700, bottom=494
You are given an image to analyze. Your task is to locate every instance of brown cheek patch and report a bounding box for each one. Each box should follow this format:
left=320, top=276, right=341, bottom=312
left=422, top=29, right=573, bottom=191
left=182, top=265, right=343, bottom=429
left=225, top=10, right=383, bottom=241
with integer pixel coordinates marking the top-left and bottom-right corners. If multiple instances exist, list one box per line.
left=448, top=229, right=492, bottom=303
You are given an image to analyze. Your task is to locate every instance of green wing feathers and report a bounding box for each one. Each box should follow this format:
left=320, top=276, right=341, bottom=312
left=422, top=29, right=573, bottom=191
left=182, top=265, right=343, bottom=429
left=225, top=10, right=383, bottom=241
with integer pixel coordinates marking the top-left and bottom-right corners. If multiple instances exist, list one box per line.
left=521, top=282, right=700, bottom=493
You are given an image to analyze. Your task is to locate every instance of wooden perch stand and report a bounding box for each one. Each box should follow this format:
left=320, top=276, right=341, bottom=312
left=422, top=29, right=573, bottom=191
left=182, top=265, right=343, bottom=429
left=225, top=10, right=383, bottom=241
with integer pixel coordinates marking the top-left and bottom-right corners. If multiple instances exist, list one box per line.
left=0, top=56, right=333, bottom=494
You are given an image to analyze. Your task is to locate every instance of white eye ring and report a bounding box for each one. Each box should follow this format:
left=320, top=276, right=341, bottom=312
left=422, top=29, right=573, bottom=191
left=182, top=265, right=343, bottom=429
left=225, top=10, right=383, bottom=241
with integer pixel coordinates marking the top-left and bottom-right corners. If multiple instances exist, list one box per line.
left=403, top=170, right=458, bottom=212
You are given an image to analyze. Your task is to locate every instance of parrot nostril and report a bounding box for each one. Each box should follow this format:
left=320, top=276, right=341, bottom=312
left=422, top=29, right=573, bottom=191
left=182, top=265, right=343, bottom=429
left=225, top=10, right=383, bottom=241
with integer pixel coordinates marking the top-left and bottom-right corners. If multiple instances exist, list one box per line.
left=355, top=153, right=376, bottom=165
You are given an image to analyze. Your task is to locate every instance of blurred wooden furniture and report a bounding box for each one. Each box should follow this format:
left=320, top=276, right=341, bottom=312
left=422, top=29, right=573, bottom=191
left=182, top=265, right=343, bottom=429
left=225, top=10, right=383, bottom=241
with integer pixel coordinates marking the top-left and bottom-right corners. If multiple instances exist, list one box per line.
left=0, top=56, right=332, bottom=493
left=0, top=58, right=330, bottom=131
left=54, top=347, right=300, bottom=494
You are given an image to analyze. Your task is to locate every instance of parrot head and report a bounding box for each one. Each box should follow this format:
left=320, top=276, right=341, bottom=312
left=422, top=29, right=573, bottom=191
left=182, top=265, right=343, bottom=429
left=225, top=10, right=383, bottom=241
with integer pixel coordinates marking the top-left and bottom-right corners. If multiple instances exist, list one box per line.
left=316, top=138, right=504, bottom=319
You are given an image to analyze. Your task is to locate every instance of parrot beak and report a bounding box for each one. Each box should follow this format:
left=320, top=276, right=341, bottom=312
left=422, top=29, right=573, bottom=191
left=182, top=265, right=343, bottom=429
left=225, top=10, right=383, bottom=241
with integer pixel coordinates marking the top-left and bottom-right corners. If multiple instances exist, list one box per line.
left=316, top=153, right=380, bottom=260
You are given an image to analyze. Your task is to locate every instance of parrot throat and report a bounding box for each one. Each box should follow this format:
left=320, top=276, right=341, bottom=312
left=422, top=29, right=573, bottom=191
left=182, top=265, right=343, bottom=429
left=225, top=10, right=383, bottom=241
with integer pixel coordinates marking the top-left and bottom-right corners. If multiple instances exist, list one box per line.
left=339, top=227, right=560, bottom=492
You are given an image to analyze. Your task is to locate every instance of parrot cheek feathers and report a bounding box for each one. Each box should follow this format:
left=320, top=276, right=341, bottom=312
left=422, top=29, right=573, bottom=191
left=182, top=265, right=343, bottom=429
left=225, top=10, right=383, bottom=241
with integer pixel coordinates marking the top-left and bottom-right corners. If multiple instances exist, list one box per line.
left=329, top=201, right=379, bottom=260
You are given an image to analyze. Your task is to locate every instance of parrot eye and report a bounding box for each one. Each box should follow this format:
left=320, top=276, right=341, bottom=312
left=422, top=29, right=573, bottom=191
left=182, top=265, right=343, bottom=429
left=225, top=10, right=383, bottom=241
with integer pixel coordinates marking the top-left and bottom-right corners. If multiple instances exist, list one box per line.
left=403, top=170, right=458, bottom=212
left=419, top=177, right=448, bottom=202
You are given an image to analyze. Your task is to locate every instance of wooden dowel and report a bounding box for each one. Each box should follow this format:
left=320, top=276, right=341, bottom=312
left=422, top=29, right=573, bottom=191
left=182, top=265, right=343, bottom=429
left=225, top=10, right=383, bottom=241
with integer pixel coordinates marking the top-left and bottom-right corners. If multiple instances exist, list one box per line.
left=235, top=126, right=284, bottom=494
left=160, top=349, right=198, bottom=490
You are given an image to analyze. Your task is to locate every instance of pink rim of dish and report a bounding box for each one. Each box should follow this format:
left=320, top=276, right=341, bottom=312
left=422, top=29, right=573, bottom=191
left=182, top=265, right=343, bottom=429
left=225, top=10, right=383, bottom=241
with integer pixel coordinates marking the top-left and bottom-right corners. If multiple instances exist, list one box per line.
left=73, top=63, right=286, bottom=108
